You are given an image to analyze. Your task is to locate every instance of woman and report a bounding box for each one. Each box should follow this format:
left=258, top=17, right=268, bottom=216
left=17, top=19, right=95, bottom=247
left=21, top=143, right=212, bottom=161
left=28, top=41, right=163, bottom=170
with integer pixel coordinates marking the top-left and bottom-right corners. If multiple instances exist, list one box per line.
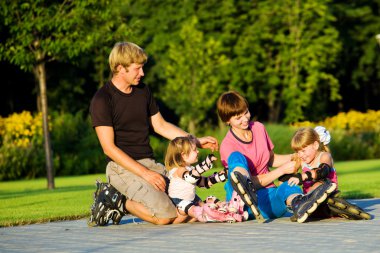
left=216, top=91, right=336, bottom=223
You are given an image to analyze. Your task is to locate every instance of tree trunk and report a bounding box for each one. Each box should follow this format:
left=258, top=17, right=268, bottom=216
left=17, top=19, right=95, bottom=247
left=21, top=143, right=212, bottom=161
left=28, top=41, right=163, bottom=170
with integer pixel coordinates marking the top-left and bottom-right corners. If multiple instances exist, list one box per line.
left=188, top=119, right=196, bottom=135
left=268, top=101, right=281, bottom=123
left=34, top=62, right=55, bottom=190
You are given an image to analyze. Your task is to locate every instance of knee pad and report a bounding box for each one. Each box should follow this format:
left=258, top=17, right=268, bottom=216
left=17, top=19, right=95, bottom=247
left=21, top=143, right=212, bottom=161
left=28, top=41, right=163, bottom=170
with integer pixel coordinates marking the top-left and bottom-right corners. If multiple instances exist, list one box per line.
left=177, top=200, right=193, bottom=215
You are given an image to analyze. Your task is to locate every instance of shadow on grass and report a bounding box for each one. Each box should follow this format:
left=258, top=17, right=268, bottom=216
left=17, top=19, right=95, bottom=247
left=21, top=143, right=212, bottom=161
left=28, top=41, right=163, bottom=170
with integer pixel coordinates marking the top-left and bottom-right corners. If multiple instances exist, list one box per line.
left=342, top=190, right=374, bottom=199
left=336, top=165, right=380, bottom=176
left=0, top=185, right=94, bottom=200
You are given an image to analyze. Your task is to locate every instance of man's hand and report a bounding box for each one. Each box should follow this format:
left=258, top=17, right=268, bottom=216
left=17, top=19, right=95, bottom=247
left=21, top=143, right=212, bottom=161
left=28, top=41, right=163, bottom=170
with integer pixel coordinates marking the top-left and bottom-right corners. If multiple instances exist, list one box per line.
left=197, top=136, right=219, bottom=152
left=142, top=170, right=167, bottom=192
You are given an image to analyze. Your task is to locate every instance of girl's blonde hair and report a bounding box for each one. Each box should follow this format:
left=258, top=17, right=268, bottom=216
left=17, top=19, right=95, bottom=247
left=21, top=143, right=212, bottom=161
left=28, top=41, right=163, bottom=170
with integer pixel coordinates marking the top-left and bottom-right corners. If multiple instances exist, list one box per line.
left=109, top=41, right=148, bottom=75
left=291, top=127, right=330, bottom=153
left=164, top=135, right=197, bottom=171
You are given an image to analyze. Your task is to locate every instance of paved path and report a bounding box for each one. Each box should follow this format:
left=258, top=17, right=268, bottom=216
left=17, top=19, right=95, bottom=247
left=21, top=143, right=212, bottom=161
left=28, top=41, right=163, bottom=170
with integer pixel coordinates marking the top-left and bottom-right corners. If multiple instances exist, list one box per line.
left=1, top=199, right=379, bottom=253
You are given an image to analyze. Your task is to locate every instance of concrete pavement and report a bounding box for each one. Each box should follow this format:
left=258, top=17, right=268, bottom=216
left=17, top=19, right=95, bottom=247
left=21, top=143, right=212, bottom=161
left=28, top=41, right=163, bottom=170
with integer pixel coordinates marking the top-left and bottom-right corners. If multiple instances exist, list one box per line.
left=1, top=198, right=379, bottom=253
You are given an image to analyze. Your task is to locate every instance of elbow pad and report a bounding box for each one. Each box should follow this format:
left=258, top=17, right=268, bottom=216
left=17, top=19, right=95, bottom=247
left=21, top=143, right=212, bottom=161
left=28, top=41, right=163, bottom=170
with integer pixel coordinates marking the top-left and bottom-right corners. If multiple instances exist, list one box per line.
left=183, top=171, right=200, bottom=184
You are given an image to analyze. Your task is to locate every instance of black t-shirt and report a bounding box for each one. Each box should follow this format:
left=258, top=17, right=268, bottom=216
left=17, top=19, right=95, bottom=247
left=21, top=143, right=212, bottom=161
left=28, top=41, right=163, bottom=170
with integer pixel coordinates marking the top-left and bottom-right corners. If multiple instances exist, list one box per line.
left=90, top=81, right=159, bottom=160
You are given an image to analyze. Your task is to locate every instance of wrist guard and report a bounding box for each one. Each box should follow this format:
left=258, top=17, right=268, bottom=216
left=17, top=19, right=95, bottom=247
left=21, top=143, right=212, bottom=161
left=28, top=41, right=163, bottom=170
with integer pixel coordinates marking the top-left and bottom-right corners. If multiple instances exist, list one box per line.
left=313, top=163, right=332, bottom=181
left=194, top=154, right=216, bottom=174
left=278, top=173, right=303, bottom=185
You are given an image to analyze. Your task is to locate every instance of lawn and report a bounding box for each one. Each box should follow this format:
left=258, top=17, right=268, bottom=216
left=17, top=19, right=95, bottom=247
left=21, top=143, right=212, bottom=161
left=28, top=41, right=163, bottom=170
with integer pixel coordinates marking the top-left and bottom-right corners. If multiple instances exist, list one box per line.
left=1, top=159, right=380, bottom=227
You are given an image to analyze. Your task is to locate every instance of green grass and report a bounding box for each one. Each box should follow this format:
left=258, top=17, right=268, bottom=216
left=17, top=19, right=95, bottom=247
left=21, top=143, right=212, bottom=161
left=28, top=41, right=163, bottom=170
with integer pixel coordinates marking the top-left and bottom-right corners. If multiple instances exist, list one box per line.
left=1, top=159, right=380, bottom=227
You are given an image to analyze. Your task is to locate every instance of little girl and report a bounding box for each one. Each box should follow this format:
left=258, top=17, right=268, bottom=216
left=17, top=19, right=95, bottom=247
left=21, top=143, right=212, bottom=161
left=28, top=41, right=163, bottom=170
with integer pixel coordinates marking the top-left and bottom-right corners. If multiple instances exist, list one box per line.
left=165, top=135, right=247, bottom=223
left=289, top=126, right=337, bottom=192
left=285, top=126, right=370, bottom=220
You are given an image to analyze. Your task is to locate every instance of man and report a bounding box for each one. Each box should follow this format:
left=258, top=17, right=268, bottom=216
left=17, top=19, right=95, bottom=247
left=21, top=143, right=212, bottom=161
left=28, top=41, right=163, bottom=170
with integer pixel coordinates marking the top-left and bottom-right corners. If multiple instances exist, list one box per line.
left=89, top=42, right=218, bottom=225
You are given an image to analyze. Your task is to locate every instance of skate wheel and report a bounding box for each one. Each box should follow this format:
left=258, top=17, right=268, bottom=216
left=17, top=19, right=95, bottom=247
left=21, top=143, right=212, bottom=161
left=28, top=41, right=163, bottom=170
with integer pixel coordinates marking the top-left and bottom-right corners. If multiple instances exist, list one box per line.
left=237, top=183, right=246, bottom=195
left=244, top=194, right=252, bottom=205
left=333, top=201, right=346, bottom=209
left=231, top=172, right=239, bottom=184
left=360, top=212, right=371, bottom=220
left=250, top=205, right=259, bottom=216
left=99, top=216, right=106, bottom=226
left=307, top=202, right=318, bottom=214
left=347, top=206, right=360, bottom=215
left=297, top=213, right=308, bottom=223
left=326, top=183, right=337, bottom=194
left=327, top=198, right=335, bottom=205
left=317, top=193, right=328, bottom=204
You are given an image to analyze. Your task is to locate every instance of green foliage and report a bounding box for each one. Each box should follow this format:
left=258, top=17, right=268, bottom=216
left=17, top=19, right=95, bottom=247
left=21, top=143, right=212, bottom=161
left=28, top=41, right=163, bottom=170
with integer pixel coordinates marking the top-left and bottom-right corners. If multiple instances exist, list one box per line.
left=51, top=112, right=105, bottom=176
left=162, top=16, right=229, bottom=132
left=232, top=0, right=341, bottom=123
left=0, top=111, right=45, bottom=180
left=0, top=144, right=45, bottom=180
left=331, top=0, right=380, bottom=111
left=0, top=111, right=104, bottom=180
left=0, top=0, right=132, bottom=84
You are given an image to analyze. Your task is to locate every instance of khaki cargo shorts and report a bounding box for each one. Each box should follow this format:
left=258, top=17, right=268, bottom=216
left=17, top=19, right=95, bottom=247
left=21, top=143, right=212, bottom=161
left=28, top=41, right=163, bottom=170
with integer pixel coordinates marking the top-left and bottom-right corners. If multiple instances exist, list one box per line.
left=106, top=159, right=177, bottom=219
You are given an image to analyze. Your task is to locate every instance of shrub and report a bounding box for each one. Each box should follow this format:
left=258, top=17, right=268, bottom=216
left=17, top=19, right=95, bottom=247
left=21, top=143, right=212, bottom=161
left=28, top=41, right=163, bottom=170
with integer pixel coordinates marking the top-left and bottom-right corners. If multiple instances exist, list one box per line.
left=51, top=111, right=105, bottom=176
left=0, top=111, right=105, bottom=180
left=292, top=110, right=380, bottom=160
left=0, top=111, right=45, bottom=180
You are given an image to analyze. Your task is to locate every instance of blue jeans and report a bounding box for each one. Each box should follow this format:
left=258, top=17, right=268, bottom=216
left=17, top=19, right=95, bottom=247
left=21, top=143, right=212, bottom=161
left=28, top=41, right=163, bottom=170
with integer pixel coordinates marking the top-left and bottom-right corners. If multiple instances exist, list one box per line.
left=224, top=151, right=302, bottom=219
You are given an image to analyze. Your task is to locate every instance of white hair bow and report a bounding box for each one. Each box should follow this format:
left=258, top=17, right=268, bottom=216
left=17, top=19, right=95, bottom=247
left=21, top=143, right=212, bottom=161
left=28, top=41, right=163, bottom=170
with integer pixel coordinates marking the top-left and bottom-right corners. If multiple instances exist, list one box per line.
left=314, top=126, right=331, bottom=145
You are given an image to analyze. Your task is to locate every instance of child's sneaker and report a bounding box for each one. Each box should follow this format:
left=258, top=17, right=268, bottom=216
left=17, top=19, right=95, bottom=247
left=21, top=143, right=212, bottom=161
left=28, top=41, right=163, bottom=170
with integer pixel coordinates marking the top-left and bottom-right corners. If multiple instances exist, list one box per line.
left=230, top=171, right=265, bottom=222
left=88, top=180, right=127, bottom=226
left=291, top=180, right=337, bottom=223
left=327, top=191, right=371, bottom=220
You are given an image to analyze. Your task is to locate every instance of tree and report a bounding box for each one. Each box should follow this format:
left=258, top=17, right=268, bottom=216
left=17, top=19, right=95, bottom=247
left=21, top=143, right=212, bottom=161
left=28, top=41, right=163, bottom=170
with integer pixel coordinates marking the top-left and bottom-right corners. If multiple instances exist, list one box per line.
left=0, top=0, right=130, bottom=189
left=233, top=0, right=341, bottom=123
left=162, top=16, right=229, bottom=133
left=331, top=0, right=380, bottom=112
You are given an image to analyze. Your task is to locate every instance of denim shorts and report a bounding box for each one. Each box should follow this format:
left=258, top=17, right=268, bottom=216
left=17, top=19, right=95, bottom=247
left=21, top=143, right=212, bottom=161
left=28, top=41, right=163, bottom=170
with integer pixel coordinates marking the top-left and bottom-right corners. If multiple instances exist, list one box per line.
left=106, top=159, right=177, bottom=219
left=170, top=195, right=202, bottom=207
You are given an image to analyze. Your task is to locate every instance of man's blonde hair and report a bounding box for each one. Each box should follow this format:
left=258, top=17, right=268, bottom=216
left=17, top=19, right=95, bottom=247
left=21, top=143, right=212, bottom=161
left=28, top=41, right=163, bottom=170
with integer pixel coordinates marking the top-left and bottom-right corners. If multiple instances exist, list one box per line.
left=109, top=42, right=148, bottom=74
